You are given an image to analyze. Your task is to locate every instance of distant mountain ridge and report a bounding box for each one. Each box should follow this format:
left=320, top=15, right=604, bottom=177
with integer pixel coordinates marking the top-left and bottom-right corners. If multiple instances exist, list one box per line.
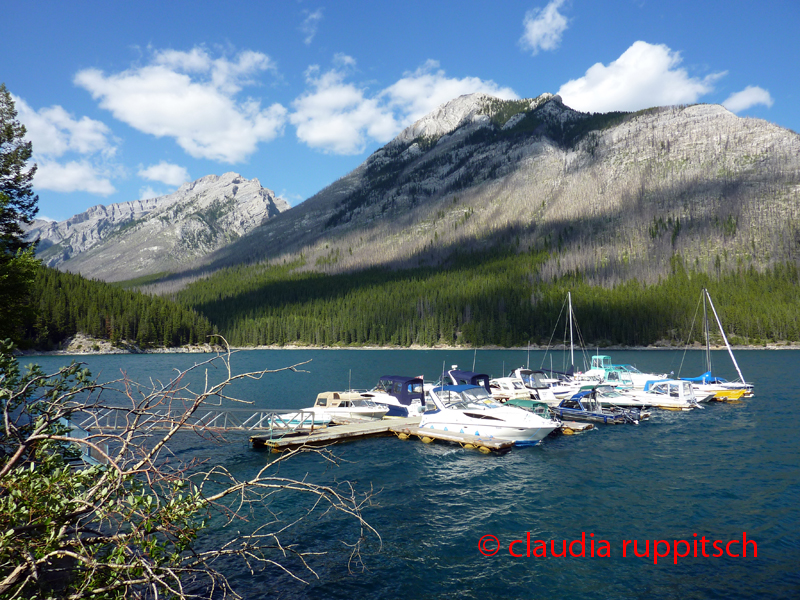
left=194, top=92, right=800, bottom=286
left=27, top=172, right=289, bottom=281
left=33, top=92, right=800, bottom=290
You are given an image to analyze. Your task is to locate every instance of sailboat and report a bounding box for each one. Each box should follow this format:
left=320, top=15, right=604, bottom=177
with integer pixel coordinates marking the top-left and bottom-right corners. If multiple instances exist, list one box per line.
left=536, top=292, right=585, bottom=399
left=679, top=289, right=754, bottom=401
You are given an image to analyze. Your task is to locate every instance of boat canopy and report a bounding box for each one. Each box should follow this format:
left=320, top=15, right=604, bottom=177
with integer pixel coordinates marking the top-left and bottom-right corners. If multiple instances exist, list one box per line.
left=591, top=355, right=613, bottom=369
left=514, top=369, right=551, bottom=389
left=430, top=384, right=495, bottom=408
left=374, top=376, right=425, bottom=406
left=680, top=371, right=729, bottom=384
left=505, top=398, right=552, bottom=418
left=447, top=370, right=491, bottom=392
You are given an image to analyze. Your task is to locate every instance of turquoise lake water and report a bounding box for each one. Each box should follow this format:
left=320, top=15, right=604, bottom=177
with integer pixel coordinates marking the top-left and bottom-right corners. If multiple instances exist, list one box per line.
left=24, top=348, right=800, bottom=599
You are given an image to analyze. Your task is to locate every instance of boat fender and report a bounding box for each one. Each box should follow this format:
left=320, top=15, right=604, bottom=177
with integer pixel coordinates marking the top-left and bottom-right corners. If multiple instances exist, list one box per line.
left=421, top=436, right=434, bottom=444
left=478, top=446, right=491, bottom=454
left=562, top=427, right=575, bottom=435
left=397, top=432, right=410, bottom=440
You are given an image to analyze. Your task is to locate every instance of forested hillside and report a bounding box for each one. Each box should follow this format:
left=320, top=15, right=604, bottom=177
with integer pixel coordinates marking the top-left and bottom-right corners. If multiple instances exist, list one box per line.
left=177, top=249, right=800, bottom=348
left=23, top=267, right=215, bottom=349
left=147, top=95, right=800, bottom=297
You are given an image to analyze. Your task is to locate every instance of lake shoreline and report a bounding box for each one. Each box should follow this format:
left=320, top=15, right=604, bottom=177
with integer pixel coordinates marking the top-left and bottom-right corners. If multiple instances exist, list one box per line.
left=16, top=334, right=800, bottom=357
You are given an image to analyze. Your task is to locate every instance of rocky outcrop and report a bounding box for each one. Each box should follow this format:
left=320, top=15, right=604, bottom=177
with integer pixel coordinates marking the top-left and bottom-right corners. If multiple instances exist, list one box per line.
left=28, top=172, right=289, bottom=281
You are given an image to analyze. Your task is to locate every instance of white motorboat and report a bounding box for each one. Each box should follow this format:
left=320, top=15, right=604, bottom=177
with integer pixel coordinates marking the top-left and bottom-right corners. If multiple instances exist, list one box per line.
left=580, top=355, right=667, bottom=390
left=306, top=391, right=388, bottom=420
left=620, top=379, right=703, bottom=411
left=489, top=377, right=532, bottom=402
left=509, top=368, right=562, bottom=405
left=579, top=384, right=651, bottom=409
left=420, top=384, right=560, bottom=446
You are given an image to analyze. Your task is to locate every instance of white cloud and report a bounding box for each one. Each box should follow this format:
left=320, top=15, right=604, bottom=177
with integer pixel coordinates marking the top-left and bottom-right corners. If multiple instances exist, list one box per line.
left=290, top=62, right=398, bottom=155
left=723, top=86, right=774, bottom=113
left=290, top=58, right=518, bottom=155
left=13, top=95, right=118, bottom=195
left=520, top=0, right=569, bottom=55
left=14, top=97, right=116, bottom=157
left=301, top=9, right=323, bottom=45
left=557, top=41, right=725, bottom=113
left=75, top=47, right=287, bottom=163
left=383, top=60, right=518, bottom=126
left=139, top=185, right=162, bottom=200
left=34, top=160, right=116, bottom=196
left=138, top=162, right=190, bottom=186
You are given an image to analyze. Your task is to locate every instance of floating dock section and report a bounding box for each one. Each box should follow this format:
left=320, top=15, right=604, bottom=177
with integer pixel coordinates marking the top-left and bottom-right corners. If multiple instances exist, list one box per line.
left=392, top=425, right=515, bottom=453
left=250, top=417, right=421, bottom=451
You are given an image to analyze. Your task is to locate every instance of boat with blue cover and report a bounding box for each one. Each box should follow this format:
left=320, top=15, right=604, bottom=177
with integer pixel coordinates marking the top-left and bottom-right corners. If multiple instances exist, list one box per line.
left=361, top=375, right=427, bottom=418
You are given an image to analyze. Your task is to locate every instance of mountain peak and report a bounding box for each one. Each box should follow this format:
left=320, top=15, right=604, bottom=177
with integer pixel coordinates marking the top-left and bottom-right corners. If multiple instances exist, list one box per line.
left=391, top=92, right=560, bottom=147
left=29, top=172, right=289, bottom=281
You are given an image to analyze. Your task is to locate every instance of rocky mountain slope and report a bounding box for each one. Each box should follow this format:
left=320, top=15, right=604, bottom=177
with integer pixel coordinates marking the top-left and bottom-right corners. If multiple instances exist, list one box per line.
left=185, top=93, right=799, bottom=288
left=33, top=92, right=800, bottom=290
left=27, top=172, right=289, bottom=281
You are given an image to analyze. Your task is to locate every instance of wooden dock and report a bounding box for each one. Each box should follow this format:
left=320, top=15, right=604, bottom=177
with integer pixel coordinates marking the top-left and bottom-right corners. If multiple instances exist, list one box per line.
left=559, top=421, right=594, bottom=434
left=250, top=417, right=594, bottom=453
left=250, top=417, right=421, bottom=451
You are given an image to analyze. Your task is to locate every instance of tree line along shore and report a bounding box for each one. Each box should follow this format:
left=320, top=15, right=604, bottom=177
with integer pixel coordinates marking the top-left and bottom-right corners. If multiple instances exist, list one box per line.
left=12, top=250, right=800, bottom=352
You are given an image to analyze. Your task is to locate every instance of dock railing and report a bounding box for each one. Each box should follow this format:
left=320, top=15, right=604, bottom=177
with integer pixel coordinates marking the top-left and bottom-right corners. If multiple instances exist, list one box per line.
left=71, top=406, right=325, bottom=440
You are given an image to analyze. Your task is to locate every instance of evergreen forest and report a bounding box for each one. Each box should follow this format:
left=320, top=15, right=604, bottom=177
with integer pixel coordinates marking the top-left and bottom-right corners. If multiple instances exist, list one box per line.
left=175, top=249, right=800, bottom=349
left=22, top=266, right=215, bottom=349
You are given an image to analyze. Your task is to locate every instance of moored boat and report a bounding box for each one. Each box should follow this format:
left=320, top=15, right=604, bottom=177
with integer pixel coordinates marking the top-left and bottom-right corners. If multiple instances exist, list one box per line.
left=489, top=376, right=532, bottom=403
left=552, top=390, right=645, bottom=424
left=307, top=391, right=388, bottom=420
left=420, top=384, right=560, bottom=446
left=679, top=288, right=754, bottom=399
left=620, top=379, right=703, bottom=411
left=361, top=375, right=427, bottom=418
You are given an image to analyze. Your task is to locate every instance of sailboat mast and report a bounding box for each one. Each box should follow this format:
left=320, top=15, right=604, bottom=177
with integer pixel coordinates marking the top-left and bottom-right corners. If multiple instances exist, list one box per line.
left=568, top=291, right=574, bottom=370
left=705, top=290, right=747, bottom=384
left=703, top=288, right=711, bottom=373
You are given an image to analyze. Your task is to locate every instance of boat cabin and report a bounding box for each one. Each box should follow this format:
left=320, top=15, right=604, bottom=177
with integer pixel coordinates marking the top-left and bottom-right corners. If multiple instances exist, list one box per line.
left=513, top=369, right=552, bottom=390
left=426, top=384, right=495, bottom=410
left=313, top=391, right=371, bottom=409
left=643, top=379, right=696, bottom=401
left=372, top=376, right=426, bottom=406
left=446, top=370, right=491, bottom=392
left=591, top=355, right=613, bottom=370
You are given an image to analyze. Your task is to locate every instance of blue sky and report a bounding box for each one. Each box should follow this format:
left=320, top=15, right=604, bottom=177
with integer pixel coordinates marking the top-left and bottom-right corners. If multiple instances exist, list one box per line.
left=4, top=0, right=797, bottom=222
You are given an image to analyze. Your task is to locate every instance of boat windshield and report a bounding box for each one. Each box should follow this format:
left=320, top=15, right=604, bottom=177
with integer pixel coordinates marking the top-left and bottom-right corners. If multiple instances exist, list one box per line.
left=351, top=397, right=379, bottom=408
left=596, top=385, right=622, bottom=398
left=461, top=387, right=493, bottom=403
left=621, top=364, right=644, bottom=374
left=520, top=371, right=549, bottom=388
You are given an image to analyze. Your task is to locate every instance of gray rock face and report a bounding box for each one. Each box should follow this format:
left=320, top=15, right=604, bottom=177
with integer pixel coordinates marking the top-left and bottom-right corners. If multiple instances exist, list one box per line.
left=196, top=93, right=800, bottom=287
left=28, top=172, right=289, bottom=281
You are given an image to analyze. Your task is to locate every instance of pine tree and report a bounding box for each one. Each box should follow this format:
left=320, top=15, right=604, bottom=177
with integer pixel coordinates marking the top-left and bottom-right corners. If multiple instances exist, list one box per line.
left=0, top=83, right=38, bottom=255
left=0, top=84, right=40, bottom=341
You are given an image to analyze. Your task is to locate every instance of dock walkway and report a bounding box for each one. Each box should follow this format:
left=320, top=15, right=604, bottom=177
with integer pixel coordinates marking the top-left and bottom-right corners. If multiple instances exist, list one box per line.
left=250, top=417, right=421, bottom=450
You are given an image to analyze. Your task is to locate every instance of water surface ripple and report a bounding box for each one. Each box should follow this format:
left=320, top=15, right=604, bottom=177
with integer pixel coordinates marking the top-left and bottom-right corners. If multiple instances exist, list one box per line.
left=26, top=349, right=800, bottom=599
